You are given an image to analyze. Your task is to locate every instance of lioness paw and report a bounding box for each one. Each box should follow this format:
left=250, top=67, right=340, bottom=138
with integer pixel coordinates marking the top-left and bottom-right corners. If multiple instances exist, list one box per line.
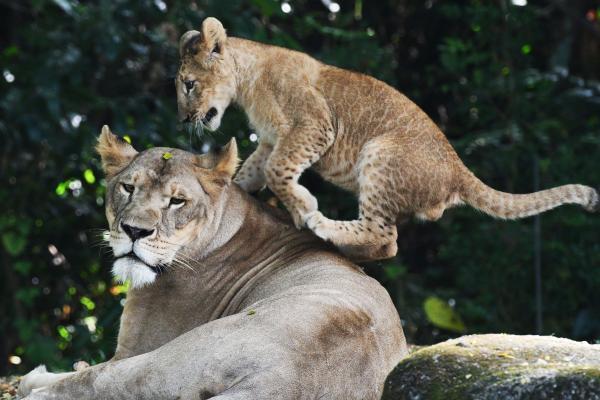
left=17, top=365, right=47, bottom=398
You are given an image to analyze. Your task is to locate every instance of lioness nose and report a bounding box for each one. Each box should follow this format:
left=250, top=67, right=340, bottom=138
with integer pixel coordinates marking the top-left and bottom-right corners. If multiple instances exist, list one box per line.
left=121, top=223, right=154, bottom=241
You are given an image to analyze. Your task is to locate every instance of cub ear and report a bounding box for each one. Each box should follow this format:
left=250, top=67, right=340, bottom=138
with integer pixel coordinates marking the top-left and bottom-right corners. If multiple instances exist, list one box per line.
left=179, top=30, right=202, bottom=57
left=96, top=125, right=138, bottom=178
left=213, top=138, right=239, bottom=184
left=200, top=17, right=226, bottom=55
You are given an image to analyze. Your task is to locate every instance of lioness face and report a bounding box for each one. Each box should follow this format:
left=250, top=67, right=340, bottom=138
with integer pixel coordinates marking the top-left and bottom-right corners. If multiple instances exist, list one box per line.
left=96, top=126, right=238, bottom=288
left=177, top=17, right=235, bottom=132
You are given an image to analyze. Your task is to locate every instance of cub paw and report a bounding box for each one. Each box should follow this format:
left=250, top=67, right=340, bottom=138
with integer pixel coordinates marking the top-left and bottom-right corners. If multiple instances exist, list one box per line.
left=234, top=174, right=265, bottom=193
left=305, top=211, right=331, bottom=241
left=290, top=208, right=308, bottom=230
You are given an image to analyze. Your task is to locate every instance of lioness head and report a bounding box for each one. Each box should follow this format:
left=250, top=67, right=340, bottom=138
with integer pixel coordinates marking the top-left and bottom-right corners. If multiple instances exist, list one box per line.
left=97, top=125, right=238, bottom=288
left=176, top=17, right=235, bottom=132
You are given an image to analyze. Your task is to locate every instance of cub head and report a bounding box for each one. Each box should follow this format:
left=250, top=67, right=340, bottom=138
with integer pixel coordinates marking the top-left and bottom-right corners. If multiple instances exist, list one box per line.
left=97, top=125, right=238, bottom=288
left=177, top=17, right=235, bottom=132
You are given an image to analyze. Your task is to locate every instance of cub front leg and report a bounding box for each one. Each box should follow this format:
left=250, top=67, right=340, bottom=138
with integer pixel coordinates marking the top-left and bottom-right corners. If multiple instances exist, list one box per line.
left=265, top=123, right=334, bottom=228
left=234, top=140, right=273, bottom=192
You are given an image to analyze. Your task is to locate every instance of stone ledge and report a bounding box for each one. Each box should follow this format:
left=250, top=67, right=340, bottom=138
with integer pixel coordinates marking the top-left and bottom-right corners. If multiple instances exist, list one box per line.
left=383, top=334, right=600, bottom=400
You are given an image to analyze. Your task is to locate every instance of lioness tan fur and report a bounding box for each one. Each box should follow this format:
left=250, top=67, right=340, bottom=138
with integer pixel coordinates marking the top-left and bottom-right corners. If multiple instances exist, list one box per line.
left=176, top=17, right=598, bottom=261
left=18, top=127, right=407, bottom=400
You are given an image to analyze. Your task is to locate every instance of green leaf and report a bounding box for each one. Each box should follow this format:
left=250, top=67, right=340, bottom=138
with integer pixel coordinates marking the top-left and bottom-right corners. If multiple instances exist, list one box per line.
left=15, top=318, right=38, bottom=342
left=2, top=232, right=27, bottom=256
left=83, top=169, right=96, bottom=184
left=162, top=152, right=172, bottom=160
left=14, top=260, right=32, bottom=275
left=384, top=264, right=406, bottom=280
left=423, top=296, right=466, bottom=333
left=16, top=287, right=40, bottom=307
left=521, top=44, right=532, bottom=55
left=80, top=296, right=96, bottom=310
left=55, top=180, right=71, bottom=196
left=3, top=45, right=19, bottom=57
left=251, top=0, right=278, bottom=17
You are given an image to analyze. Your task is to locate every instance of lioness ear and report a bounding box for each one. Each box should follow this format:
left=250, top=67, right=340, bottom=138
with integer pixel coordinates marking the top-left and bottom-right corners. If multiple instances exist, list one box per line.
left=213, top=138, right=239, bottom=184
left=200, top=17, right=226, bottom=55
left=96, top=125, right=138, bottom=178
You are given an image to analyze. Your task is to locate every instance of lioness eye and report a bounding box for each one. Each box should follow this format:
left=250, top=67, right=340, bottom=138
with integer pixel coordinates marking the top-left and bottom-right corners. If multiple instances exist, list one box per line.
left=184, top=80, right=195, bottom=91
left=122, top=183, right=134, bottom=194
left=169, top=197, right=186, bottom=207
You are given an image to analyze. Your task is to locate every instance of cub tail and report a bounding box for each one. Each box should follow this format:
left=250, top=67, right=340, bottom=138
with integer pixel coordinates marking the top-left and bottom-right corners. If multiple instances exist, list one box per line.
left=459, top=168, right=598, bottom=220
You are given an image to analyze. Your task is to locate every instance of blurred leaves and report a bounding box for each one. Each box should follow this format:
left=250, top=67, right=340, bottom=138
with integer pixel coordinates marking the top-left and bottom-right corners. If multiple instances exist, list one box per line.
left=1, top=233, right=27, bottom=257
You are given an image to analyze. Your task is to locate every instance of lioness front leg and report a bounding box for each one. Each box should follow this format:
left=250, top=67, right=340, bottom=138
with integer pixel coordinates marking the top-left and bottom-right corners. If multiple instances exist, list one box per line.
left=18, top=362, right=90, bottom=397
left=19, top=313, right=300, bottom=400
left=234, top=140, right=273, bottom=192
left=17, top=367, right=76, bottom=398
left=265, top=123, right=334, bottom=228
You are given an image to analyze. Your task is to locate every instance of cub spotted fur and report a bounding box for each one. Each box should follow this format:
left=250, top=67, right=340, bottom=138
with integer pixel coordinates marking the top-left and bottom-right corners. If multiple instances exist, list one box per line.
left=177, top=17, right=598, bottom=261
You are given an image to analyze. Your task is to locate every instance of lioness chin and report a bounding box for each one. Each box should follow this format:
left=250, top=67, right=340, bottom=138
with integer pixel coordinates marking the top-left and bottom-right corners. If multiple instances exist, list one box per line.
left=176, top=17, right=598, bottom=262
left=18, top=126, right=407, bottom=400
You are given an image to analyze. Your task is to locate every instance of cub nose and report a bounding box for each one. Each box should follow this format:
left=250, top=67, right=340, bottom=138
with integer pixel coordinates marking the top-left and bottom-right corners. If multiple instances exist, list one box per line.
left=202, top=107, right=218, bottom=124
left=121, top=223, right=154, bottom=241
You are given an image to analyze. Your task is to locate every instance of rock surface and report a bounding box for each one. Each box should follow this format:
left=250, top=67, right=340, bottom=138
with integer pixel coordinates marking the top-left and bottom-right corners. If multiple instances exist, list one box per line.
left=383, top=334, right=600, bottom=400
left=0, top=376, right=18, bottom=399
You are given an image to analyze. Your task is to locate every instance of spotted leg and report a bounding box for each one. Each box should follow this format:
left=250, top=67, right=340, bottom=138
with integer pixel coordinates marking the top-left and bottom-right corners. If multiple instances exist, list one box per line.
left=265, top=123, right=334, bottom=229
left=305, top=141, right=401, bottom=261
left=234, top=140, right=273, bottom=193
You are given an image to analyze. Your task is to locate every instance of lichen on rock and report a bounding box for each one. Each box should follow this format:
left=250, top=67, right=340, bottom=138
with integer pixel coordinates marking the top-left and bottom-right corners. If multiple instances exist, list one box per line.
left=383, top=334, right=600, bottom=400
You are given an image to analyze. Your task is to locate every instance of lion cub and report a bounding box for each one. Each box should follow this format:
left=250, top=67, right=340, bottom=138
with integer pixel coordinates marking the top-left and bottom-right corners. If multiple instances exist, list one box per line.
left=176, top=17, right=598, bottom=261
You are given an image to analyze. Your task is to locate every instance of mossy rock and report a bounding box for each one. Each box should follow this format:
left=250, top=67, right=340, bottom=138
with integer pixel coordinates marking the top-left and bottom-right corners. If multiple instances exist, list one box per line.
left=383, top=334, right=600, bottom=400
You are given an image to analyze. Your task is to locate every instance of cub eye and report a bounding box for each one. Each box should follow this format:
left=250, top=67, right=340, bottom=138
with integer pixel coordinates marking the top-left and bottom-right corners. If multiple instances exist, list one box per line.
left=169, top=197, right=186, bottom=207
left=122, top=183, right=135, bottom=194
left=184, top=80, right=195, bottom=92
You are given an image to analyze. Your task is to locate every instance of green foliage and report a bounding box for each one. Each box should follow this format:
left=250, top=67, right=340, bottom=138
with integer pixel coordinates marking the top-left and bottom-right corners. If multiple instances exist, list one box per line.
left=0, top=0, right=598, bottom=375
left=424, top=297, right=466, bottom=333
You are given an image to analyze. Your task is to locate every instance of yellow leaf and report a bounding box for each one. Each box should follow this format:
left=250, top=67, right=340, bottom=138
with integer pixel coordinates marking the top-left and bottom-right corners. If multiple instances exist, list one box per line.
left=423, top=296, right=466, bottom=333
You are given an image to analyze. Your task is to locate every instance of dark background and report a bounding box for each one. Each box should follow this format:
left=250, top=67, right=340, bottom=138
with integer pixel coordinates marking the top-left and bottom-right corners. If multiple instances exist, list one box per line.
left=1, top=0, right=599, bottom=375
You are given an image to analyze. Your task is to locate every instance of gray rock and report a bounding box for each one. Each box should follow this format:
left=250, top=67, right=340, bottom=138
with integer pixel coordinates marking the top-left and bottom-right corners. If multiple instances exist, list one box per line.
left=382, top=334, right=600, bottom=400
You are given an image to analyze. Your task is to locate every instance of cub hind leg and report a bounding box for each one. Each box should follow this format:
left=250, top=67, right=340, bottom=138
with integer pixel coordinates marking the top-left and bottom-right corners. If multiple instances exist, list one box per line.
left=306, top=154, right=402, bottom=261
left=305, top=207, right=398, bottom=262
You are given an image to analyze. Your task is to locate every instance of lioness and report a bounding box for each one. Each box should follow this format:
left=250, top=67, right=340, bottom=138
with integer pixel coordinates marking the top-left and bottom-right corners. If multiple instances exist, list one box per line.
left=176, top=17, right=598, bottom=261
left=18, top=126, right=407, bottom=400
